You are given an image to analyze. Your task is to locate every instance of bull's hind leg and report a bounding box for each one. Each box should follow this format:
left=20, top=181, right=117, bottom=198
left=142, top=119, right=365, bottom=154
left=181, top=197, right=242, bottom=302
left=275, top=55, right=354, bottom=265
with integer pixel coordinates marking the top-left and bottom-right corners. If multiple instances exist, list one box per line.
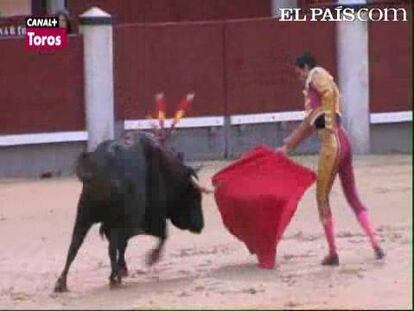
left=54, top=215, right=92, bottom=292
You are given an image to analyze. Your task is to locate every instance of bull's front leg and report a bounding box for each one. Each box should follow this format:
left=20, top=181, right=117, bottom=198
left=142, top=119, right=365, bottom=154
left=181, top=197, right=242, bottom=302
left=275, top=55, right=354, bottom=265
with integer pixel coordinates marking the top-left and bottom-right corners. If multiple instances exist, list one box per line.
left=146, top=238, right=165, bottom=266
left=101, top=225, right=128, bottom=277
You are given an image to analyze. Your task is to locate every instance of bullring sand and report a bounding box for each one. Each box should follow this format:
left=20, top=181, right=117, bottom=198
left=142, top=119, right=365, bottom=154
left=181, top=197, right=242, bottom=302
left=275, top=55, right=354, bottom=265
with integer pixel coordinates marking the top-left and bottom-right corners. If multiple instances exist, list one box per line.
left=0, top=155, right=411, bottom=309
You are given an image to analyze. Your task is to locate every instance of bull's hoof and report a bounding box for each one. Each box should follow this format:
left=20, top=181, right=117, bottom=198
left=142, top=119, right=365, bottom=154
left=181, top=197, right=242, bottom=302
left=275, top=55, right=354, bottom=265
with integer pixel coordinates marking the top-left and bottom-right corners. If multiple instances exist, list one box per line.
left=109, top=272, right=122, bottom=289
left=54, top=278, right=68, bottom=293
left=109, top=281, right=122, bottom=289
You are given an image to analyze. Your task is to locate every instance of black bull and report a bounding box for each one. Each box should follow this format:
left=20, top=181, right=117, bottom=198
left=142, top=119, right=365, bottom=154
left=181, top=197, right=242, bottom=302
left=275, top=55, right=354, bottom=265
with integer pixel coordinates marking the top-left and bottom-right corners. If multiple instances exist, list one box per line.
left=54, top=132, right=205, bottom=292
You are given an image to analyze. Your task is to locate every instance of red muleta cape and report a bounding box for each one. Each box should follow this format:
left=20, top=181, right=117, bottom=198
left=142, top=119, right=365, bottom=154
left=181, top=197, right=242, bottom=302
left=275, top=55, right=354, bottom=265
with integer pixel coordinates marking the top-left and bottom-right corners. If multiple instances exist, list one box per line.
left=212, top=146, right=316, bottom=269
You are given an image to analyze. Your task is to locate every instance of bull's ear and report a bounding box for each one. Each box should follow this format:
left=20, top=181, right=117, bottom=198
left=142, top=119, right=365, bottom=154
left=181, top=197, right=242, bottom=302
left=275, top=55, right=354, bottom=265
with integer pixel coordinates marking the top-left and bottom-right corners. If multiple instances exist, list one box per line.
left=76, top=152, right=95, bottom=182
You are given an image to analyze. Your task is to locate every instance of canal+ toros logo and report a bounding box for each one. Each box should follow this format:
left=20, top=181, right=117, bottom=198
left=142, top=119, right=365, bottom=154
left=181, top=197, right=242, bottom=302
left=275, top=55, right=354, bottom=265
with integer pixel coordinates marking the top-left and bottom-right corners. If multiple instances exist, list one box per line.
left=25, top=17, right=67, bottom=51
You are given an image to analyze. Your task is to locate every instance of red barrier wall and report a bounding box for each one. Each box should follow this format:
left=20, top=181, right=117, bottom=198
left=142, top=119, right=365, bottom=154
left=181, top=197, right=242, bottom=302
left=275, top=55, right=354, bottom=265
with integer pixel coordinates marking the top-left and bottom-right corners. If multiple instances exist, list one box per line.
left=225, top=18, right=337, bottom=114
left=114, top=24, right=146, bottom=120
left=143, top=22, right=225, bottom=117
left=0, top=35, right=84, bottom=135
left=68, top=0, right=145, bottom=25
left=0, top=15, right=411, bottom=136
left=115, top=22, right=225, bottom=119
left=220, top=0, right=271, bottom=19
left=68, top=0, right=271, bottom=25
left=115, top=18, right=337, bottom=119
left=141, top=0, right=222, bottom=23
left=368, top=3, right=412, bottom=113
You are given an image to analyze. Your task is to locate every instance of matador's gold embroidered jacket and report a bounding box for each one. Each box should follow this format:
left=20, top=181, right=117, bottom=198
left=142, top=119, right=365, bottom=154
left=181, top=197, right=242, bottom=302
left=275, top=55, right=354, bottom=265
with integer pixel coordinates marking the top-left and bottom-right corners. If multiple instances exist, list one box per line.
left=284, top=66, right=341, bottom=150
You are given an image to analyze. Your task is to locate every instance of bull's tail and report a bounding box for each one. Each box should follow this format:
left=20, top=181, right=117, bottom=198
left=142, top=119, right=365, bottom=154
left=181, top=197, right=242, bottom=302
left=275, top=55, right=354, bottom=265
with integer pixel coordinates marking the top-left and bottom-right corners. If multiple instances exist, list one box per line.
left=99, top=224, right=106, bottom=240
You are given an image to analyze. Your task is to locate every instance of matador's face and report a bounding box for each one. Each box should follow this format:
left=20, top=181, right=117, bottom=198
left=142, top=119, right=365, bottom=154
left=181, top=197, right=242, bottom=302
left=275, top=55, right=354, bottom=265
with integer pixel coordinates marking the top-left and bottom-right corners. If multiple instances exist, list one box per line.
left=59, top=15, right=67, bottom=28
left=295, top=65, right=310, bottom=84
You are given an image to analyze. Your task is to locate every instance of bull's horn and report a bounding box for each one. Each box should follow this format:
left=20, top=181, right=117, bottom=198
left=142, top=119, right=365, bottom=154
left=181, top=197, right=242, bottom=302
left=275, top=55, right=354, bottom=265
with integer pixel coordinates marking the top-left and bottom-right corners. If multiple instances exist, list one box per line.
left=190, top=176, right=213, bottom=194
left=190, top=175, right=202, bottom=189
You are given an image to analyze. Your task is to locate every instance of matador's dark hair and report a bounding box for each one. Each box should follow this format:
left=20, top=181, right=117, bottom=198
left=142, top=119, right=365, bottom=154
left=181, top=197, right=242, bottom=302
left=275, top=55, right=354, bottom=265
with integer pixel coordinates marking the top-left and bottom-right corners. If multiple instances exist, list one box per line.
left=56, top=8, right=73, bottom=34
left=295, top=51, right=317, bottom=69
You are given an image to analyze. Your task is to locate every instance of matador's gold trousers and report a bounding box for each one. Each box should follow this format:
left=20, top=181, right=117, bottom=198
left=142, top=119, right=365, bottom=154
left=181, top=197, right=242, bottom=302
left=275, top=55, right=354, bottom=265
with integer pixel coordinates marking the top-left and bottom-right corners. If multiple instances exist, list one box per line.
left=316, top=126, right=367, bottom=222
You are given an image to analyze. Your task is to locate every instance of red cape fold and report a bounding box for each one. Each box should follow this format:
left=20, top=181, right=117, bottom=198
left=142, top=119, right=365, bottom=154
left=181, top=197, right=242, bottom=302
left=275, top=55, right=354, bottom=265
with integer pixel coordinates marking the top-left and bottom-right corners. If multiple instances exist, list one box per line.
left=212, top=145, right=316, bottom=269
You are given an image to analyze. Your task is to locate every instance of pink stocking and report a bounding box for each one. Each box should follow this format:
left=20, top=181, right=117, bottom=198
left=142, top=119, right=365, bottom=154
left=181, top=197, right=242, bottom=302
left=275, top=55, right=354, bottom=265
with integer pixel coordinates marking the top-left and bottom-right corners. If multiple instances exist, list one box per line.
left=357, top=210, right=379, bottom=248
left=323, top=213, right=337, bottom=256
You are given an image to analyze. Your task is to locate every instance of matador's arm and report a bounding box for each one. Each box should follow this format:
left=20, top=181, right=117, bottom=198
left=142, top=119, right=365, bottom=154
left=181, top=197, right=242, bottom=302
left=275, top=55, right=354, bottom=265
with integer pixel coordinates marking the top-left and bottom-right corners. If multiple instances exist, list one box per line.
left=282, top=89, right=314, bottom=152
left=283, top=119, right=314, bottom=152
left=282, top=70, right=334, bottom=152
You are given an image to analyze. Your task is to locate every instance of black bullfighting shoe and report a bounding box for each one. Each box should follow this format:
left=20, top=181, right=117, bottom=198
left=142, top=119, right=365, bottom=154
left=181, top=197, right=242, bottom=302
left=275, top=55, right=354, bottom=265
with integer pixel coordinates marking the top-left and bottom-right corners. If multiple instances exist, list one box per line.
left=321, top=253, right=339, bottom=266
left=374, top=245, right=385, bottom=260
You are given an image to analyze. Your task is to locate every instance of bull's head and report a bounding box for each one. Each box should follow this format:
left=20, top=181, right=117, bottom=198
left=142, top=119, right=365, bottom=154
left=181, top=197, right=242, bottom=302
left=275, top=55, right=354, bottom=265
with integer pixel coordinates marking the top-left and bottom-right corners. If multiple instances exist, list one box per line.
left=168, top=167, right=210, bottom=234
